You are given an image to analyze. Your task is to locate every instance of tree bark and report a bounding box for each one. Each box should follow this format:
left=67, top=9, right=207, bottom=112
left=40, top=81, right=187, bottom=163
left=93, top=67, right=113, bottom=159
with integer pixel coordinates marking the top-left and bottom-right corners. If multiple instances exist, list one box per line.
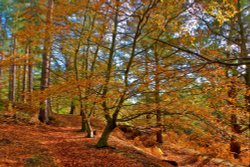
left=154, top=47, right=163, bottom=143
left=27, top=46, right=33, bottom=103
left=235, top=0, right=250, bottom=112
left=22, top=64, right=27, bottom=102
left=0, top=14, right=3, bottom=100
left=8, top=38, right=16, bottom=102
left=39, top=0, right=54, bottom=123
left=22, top=45, right=29, bottom=102
left=69, top=100, right=75, bottom=114
left=80, top=103, right=94, bottom=137
left=97, top=0, right=119, bottom=148
left=72, top=17, right=93, bottom=136
left=96, top=119, right=116, bottom=148
left=0, top=55, right=2, bottom=100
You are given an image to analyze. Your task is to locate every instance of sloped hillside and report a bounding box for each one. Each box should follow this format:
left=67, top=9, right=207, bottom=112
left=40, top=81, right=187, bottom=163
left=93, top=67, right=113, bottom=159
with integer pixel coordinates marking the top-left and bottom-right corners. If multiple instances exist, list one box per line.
left=0, top=114, right=173, bottom=167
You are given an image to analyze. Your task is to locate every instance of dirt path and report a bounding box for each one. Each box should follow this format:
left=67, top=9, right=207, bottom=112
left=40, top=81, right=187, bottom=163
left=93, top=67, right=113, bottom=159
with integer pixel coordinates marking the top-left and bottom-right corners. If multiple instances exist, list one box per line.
left=0, top=120, right=172, bottom=167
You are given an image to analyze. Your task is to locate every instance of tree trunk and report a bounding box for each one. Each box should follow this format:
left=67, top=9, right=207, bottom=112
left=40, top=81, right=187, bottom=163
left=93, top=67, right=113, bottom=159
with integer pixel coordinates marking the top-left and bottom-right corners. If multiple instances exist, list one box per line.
left=22, top=46, right=29, bottom=102
left=156, top=110, right=163, bottom=143
left=154, top=47, right=163, bottom=143
left=27, top=46, right=33, bottom=103
left=39, top=0, right=54, bottom=123
left=96, top=120, right=116, bottom=148
left=80, top=103, right=94, bottom=137
left=97, top=0, right=121, bottom=148
left=0, top=55, right=2, bottom=100
left=8, top=38, right=16, bottom=102
left=227, top=0, right=249, bottom=159
left=69, top=100, right=75, bottom=114
left=237, top=0, right=249, bottom=112
left=80, top=103, right=86, bottom=132
left=84, top=118, right=94, bottom=138
left=22, top=64, right=27, bottom=102
left=0, top=14, right=3, bottom=100
left=244, top=65, right=250, bottom=112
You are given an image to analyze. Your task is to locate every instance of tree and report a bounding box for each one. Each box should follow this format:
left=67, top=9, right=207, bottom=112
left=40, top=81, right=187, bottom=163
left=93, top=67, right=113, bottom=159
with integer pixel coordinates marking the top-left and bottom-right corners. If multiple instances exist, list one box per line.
left=39, top=0, right=54, bottom=123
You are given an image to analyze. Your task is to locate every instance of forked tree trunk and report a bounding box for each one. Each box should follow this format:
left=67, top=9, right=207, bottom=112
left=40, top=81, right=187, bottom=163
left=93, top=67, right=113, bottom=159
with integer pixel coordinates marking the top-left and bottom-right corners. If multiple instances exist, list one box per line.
left=80, top=103, right=94, bottom=137
left=83, top=118, right=94, bottom=138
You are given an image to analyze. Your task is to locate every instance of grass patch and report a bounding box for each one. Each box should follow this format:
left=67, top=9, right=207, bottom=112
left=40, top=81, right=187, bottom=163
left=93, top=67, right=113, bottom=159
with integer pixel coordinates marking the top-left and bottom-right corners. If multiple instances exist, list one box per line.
left=24, top=153, right=57, bottom=167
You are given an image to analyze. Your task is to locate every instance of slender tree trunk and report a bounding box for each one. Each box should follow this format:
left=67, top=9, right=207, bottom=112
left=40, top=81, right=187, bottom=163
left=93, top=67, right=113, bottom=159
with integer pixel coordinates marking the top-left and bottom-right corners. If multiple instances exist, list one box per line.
left=8, top=38, right=16, bottom=102
left=80, top=103, right=86, bottom=131
left=154, top=47, right=163, bottom=143
left=27, top=46, right=33, bottom=103
left=72, top=19, right=93, bottom=136
left=0, top=56, right=2, bottom=100
left=144, top=53, right=152, bottom=123
left=39, top=0, right=54, bottom=123
left=0, top=15, right=3, bottom=100
left=16, top=66, right=22, bottom=102
left=22, top=64, right=27, bottom=102
left=22, top=46, right=29, bottom=102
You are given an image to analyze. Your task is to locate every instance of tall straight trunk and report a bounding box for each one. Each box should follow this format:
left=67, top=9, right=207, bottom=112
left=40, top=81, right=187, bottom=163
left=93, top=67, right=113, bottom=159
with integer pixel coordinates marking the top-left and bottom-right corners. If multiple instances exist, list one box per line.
left=154, top=47, right=163, bottom=143
left=144, top=53, right=152, bottom=123
left=27, top=46, right=33, bottom=103
left=237, top=0, right=250, bottom=112
left=39, top=0, right=54, bottom=123
left=8, top=38, right=16, bottom=102
left=16, top=66, right=21, bottom=101
left=22, top=64, right=27, bottom=102
left=0, top=56, right=2, bottom=100
left=47, top=69, right=52, bottom=117
left=0, top=15, right=3, bottom=100
left=22, top=46, right=29, bottom=102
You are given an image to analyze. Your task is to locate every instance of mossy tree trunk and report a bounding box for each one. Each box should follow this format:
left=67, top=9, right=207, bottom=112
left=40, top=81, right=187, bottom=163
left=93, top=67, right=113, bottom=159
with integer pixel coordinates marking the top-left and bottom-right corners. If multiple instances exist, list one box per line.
left=96, top=119, right=116, bottom=148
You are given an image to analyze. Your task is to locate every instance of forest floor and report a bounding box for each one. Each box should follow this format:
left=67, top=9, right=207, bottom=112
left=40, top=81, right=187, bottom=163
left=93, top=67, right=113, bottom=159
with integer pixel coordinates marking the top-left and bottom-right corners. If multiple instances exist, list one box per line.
left=0, top=114, right=248, bottom=167
left=0, top=114, right=173, bottom=167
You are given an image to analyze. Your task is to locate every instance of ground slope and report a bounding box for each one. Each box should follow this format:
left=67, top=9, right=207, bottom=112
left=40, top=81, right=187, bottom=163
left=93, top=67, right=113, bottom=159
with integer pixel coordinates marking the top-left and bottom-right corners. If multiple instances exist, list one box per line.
left=0, top=115, right=172, bottom=167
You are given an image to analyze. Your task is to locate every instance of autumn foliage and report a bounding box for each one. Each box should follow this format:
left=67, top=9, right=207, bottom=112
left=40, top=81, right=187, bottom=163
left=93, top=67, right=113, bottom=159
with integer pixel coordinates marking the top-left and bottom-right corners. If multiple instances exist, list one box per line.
left=0, top=0, right=249, bottom=166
